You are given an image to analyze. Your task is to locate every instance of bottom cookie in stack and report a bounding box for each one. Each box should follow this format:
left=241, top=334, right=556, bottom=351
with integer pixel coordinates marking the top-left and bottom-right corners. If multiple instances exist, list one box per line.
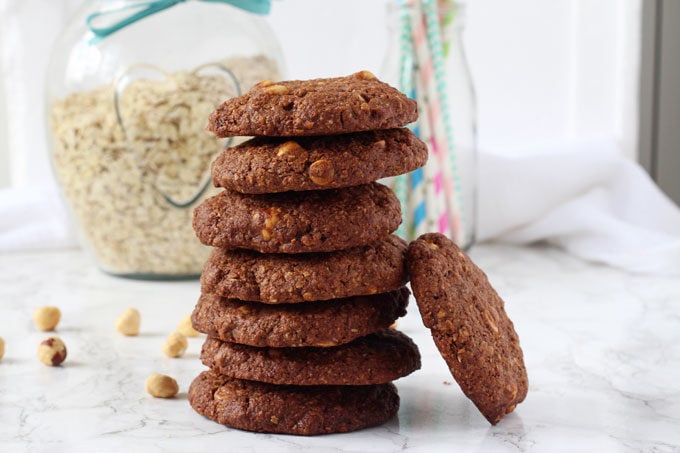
left=189, top=371, right=400, bottom=436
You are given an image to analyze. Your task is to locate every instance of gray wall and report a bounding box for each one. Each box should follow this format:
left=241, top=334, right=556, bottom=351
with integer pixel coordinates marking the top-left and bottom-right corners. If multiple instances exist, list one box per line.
left=640, top=0, right=680, bottom=205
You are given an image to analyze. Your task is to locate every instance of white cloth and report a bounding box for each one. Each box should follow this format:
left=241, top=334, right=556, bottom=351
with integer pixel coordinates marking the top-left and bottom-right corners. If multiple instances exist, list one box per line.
left=2, top=140, right=680, bottom=275
left=0, top=185, right=77, bottom=252
left=478, top=141, right=680, bottom=275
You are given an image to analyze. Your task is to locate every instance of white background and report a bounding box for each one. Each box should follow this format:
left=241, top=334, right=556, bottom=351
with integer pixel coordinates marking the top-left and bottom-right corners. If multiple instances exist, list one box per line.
left=0, top=0, right=642, bottom=188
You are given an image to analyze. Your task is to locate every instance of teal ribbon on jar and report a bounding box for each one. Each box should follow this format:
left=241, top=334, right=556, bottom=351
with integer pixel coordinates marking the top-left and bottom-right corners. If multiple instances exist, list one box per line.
left=87, top=0, right=271, bottom=41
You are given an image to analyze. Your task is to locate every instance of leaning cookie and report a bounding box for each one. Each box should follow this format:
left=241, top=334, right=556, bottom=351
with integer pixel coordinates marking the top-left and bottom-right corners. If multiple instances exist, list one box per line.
left=191, top=288, right=409, bottom=348
left=208, top=71, right=418, bottom=137
left=200, top=235, right=408, bottom=303
left=211, top=129, right=427, bottom=194
left=406, top=233, right=528, bottom=425
left=189, top=370, right=400, bottom=435
left=200, top=330, right=421, bottom=386
left=193, top=182, right=401, bottom=253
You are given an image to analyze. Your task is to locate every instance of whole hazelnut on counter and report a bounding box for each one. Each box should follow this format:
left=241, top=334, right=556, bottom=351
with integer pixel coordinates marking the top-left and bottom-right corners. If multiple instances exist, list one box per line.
left=145, top=373, right=179, bottom=398
left=33, top=306, right=61, bottom=331
left=177, top=315, right=199, bottom=337
left=162, top=332, right=188, bottom=358
left=115, top=308, right=141, bottom=336
left=37, top=337, right=67, bottom=366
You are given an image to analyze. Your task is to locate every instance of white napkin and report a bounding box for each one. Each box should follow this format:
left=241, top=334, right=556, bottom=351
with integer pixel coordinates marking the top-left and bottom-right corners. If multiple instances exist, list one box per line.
left=478, top=140, right=680, bottom=275
left=0, top=185, right=77, bottom=252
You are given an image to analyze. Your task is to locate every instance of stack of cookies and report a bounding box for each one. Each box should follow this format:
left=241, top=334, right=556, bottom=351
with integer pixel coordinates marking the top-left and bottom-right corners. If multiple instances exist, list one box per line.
left=188, top=71, right=429, bottom=435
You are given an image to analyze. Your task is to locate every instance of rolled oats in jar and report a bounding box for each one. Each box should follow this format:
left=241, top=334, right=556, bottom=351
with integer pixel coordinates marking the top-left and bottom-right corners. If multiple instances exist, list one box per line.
left=47, top=1, right=283, bottom=278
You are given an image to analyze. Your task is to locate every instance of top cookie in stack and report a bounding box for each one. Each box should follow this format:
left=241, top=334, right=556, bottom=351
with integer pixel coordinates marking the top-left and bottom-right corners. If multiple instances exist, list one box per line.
left=188, top=71, right=427, bottom=436
left=208, top=70, right=419, bottom=137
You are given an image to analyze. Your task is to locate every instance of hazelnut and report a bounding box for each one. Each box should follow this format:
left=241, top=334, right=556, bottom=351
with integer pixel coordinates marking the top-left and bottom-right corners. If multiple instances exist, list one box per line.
left=276, top=141, right=305, bottom=158
left=456, top=348, right=466, bottom=363
left=482, top=310, right=499, bottom=334
left=373, top=140, right=386, bottom=149
left=309, top=159, right=335, bottom=186
left=260, top=207, right=280, bottom=242
left=162, top=332, right=188, bottom=358
left=177, top=315, right=199, bottom=337
left=0, top=337, right=5, bottom=361
left=37, top=337, right=67, bottom=366
left=214, top=386, right=232, bottom=401
left=263, top=84, right=288, bottom=95
left=33, top=306, right=61, bottom=331
left=145, top=373, right=179, bottom=398
left=505, top=384, right=519, bottom=400
left=354, top=70, right=377, bottom=80
left=115, top=308, right=141, bottom=336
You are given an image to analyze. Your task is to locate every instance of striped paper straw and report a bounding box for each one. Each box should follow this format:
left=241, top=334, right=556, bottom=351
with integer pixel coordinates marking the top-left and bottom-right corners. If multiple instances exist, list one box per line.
left=408, top=0, right=450, bottom=237
left=414, top=76, right=450, bottom=236
left=392, top=0, right=416, bottom=238
left=420, top=0, right=465, bottom=243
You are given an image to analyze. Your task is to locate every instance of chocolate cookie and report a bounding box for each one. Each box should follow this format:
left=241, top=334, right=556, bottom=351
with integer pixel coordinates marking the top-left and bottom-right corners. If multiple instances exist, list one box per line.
left=191, top=288, right=409, bottom=347
left=406, top=233, right=528, bottom=425
left=189, top=370, right=399, bottom=435
left=193, top=182, right=401, bottom=253
left=200, top=329, right=421, bottom=386
left=200, top=235, right=408, bottom=303
left=211, top=129, right=427, bottom=194
left=208, top=71, right=418, bottom=137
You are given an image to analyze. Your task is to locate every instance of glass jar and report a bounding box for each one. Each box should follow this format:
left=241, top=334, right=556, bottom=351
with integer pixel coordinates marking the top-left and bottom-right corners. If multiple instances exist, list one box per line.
left=46, top=0, right=284, bottom=279
left=382, top=0, right=477, bottom=250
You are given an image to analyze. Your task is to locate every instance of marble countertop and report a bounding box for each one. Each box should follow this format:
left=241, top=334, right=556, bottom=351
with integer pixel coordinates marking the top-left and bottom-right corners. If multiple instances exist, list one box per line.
left=1, top=243, right=678, bottom=452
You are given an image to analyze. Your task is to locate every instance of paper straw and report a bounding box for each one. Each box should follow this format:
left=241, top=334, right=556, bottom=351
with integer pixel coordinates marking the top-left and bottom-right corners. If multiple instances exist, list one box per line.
left=411, top=51, right=448, bottom=235
left=392, top=0, right=415, bottom=238
left=414, top=85, right=450, bottom=236
left=408, top=0, right=450, bottom=236
left=420, top=0, right=465, bottom=243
